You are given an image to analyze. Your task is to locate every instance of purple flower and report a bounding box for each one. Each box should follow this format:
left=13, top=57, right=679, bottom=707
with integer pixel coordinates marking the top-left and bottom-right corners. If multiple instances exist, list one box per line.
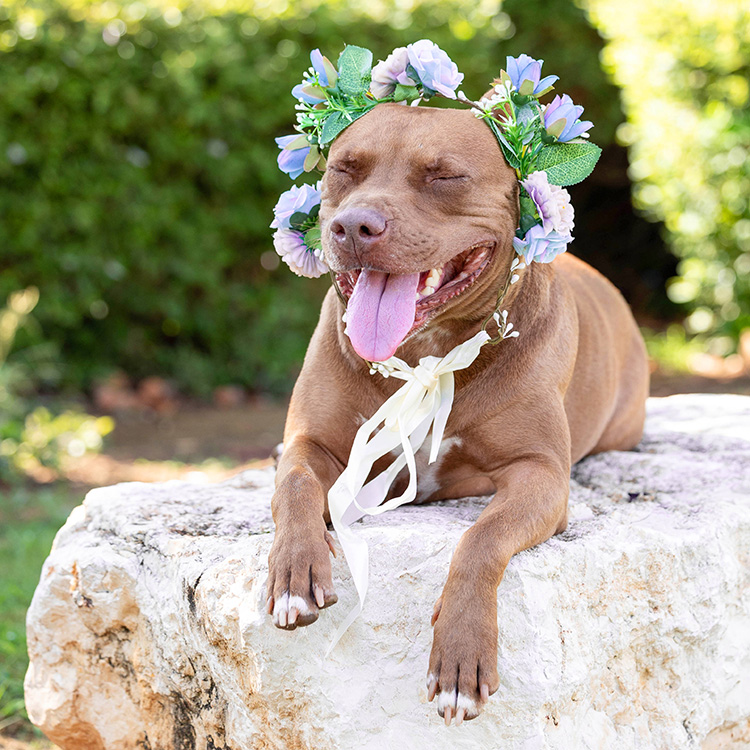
left=292, top=49, right=335, bottom=104
left=370, top=47, right=415, bottom=99
left=543, top=94, right=593, bottom=142
left=521, top=171, right=574, bottom=235
left=406, top=40, right=463, bottom=99
left=512, top=224, right=572, bottom=264
left=275, top=135, right=310, bottom=179
left=273, top=228, right=328, bottom=278
left=505, top=54, right=558, bottom=97
left=271, top=183, right=321, bottom=229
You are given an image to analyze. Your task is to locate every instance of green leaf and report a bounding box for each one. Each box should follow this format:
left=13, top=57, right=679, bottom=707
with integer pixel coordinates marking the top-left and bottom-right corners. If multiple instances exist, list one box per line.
left=486, top=119, right=520, bottom=169
left=289, top=211, right=307, bottom=230
left=536, top=142, right=602, bottom=186
left=320, top=108, right=372, bottom=144
left=393, top=83, right=419, bottom=102
left=320, top=112, right=349, bottom=144
left=304, top=224, right=322, bottom=252
left=337, top=45, right=373, bottom=96
left=518, top=194, right=539, bottom=233
left=519, top=214, right=539, bottom=234
left=519, top=194, right=537, bottom=217
left=303, top=145, right=320, bottom=172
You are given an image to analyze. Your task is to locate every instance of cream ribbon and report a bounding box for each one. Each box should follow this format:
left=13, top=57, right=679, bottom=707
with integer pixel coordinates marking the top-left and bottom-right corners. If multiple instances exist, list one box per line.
left=325, top=329, right=492, bottom=655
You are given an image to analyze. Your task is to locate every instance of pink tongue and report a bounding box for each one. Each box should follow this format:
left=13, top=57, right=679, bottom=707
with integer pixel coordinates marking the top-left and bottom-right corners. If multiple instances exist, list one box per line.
left=346, top=269, right=420, bottom=362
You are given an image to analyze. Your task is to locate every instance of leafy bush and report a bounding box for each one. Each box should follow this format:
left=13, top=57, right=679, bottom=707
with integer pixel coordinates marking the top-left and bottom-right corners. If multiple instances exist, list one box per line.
left=0, top=0, right=623, bottom=395
left=581, top=0, right=750, bottom=354
left=0, top=289, right=113, bottom=483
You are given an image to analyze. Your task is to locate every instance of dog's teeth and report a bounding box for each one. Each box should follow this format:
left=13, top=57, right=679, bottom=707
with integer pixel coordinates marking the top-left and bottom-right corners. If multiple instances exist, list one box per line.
left=417, top=285, right=436, bottom=300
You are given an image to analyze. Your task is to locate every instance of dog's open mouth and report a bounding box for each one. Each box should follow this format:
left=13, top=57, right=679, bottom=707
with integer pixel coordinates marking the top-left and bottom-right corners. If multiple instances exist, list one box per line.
left=335, top=242, right=493, bottom=362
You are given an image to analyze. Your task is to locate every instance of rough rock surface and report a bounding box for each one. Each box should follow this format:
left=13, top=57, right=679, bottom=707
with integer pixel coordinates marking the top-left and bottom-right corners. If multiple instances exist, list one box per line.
left=24, top=394, right=750, bottom=750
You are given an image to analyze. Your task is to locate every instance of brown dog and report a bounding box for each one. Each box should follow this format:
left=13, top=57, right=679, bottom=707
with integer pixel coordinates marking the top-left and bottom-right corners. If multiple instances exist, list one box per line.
left=266, top=103, right=649, bottom=724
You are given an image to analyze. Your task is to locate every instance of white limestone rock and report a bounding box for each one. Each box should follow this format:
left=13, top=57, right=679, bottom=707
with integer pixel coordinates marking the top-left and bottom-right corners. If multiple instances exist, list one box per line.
left=24, top=394, right=750, bottom=749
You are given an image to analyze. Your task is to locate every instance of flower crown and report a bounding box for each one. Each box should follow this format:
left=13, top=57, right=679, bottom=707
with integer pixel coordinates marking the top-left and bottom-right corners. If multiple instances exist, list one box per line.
left=271, top=41, right=601, bottom=279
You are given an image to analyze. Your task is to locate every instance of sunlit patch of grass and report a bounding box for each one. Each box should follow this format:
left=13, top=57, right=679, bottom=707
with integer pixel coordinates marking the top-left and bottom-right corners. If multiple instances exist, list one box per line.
left=0, top=484, right=79, bottom=740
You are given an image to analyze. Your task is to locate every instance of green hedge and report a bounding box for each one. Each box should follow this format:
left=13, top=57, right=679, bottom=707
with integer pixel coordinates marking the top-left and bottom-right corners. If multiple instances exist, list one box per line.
left=0, top=0, right=621, bottom=394
left=581, top=0, right=750, bottom=355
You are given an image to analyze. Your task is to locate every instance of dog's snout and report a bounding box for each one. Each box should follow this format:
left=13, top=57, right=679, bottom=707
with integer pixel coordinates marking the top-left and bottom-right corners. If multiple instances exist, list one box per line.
left=330, top=208, right=388, bottom=253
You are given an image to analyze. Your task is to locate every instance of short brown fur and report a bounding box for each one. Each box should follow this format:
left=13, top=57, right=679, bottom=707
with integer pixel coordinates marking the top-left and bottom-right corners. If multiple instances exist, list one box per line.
left=266, top=104, right=649, bottom=723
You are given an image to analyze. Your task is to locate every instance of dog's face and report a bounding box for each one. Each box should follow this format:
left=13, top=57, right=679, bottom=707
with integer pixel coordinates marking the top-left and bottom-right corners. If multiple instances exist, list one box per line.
left=319, top=103, right=519, bottom=362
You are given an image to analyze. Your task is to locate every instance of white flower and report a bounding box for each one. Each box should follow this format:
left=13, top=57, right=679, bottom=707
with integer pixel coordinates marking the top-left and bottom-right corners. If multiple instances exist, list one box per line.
left=273, top=229, right=328, bottom=278
left=370, top=47, right=414, bottom=99
left=521, top=171, right=575, bottom=235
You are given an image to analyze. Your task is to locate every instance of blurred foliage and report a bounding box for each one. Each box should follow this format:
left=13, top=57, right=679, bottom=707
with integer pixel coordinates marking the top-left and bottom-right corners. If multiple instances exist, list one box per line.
left=0, top=289, right=113, bottom=483
left=581, top=0, right=750, bottom=354
left=642, top=325, right=706, bottom=375
left=0, top=0, right=624, bottom=395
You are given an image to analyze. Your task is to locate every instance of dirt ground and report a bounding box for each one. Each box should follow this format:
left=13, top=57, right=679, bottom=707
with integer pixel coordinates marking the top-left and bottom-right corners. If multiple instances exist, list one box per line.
left=94, top=371, right=750, bottom=482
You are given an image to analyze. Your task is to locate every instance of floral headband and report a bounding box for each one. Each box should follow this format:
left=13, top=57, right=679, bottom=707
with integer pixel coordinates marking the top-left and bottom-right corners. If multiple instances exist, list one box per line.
left=271, top=41, right=600, bottom=280
left=269, top=43, right=602, bottom=649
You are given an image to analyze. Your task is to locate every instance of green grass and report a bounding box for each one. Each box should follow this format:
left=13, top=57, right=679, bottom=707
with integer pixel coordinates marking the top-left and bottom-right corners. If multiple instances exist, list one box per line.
left=0, top=484, right=80, bottom=737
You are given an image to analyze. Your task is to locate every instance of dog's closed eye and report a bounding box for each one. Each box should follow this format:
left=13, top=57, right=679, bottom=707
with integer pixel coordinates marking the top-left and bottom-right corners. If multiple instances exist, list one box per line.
left=427, top=174, right=468, bottom=183
left=329, top=163, right=354, bottom=174
left=423, top=160, right=469, bottom=185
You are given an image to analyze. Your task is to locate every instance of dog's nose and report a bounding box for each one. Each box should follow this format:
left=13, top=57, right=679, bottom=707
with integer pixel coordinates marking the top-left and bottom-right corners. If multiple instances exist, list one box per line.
left=330, top=208, right=388, bottom=253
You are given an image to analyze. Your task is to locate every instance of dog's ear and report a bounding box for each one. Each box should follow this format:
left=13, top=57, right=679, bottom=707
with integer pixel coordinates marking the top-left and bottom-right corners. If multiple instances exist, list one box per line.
left=479, top=80, right=513, bottom=123
left=480, top=78, right=503, bottom=101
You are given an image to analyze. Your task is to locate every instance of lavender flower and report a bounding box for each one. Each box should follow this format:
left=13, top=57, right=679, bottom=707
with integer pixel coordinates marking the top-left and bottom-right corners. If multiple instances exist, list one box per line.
left=273, top=228, right=328, bottom=278
left=543, top=94, right=593, bottom=142
left=505, top=54, right=558, bottom=97
left=292, top=49, right=336, bottom=104
left=271, top=183, right=321, bottom=230
left=521, top=171, right=574, bottom=235
left=513, top=224, right=571, bottom=264
left=370, top=47, right=415, bottom=99
left=406, top=40, right=463, bottom=99
left=275, top=135, right=311, bottom=179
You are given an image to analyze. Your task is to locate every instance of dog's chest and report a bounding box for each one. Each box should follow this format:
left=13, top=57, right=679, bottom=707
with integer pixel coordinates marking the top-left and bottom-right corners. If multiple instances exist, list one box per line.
left=383, top=435, right=464, bottom=503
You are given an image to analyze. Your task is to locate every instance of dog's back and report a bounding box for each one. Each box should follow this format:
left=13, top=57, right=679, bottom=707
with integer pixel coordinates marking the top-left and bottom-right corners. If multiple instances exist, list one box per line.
left=556, top=252, right=649, bottom=460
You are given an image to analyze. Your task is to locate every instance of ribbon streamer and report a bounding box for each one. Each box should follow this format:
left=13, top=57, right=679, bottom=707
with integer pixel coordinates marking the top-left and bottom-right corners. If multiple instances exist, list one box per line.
left=325, top=329, right=491, bottom=655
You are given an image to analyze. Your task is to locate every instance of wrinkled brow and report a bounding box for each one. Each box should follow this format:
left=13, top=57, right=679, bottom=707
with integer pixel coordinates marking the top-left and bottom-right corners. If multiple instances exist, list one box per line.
left=327, top=148, right=376, bottom=170
left=420, top=156, right=470, bottom=174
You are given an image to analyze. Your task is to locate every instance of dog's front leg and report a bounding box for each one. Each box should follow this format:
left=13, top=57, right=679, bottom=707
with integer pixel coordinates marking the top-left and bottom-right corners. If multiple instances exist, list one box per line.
left=427, top=452, right=570, bottom=724
left=266, top=437, right=343, bottom=630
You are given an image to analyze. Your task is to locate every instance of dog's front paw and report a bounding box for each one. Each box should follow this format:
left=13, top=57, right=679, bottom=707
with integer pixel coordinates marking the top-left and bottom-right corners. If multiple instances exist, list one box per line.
left=265, top=525, right=338, bottom=631
left=426, top=589, right=500, bottom=726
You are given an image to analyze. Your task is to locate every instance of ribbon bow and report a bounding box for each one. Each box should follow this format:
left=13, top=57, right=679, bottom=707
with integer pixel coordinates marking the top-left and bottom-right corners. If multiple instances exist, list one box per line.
left=326, top=329, right=491, bottom=655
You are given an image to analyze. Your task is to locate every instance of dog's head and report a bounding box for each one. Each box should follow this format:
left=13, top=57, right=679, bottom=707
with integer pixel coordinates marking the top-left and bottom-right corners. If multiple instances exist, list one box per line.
left=319, top=103, right=519, bottom=362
